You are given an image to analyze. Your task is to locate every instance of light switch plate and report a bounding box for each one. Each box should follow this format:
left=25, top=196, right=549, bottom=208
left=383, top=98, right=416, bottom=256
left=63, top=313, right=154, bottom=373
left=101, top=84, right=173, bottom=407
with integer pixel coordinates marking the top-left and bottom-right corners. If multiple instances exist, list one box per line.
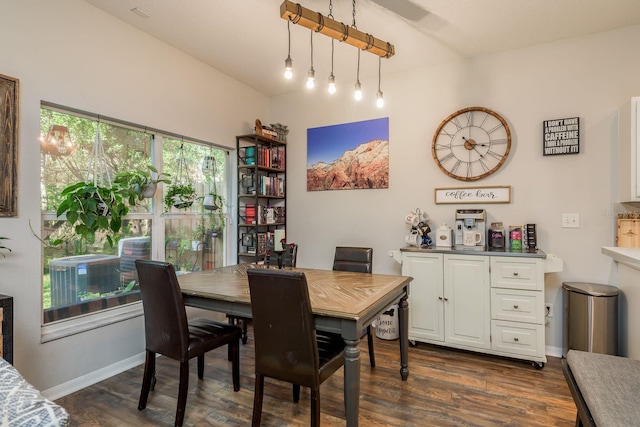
left=562, top=213, right=579, bottom=228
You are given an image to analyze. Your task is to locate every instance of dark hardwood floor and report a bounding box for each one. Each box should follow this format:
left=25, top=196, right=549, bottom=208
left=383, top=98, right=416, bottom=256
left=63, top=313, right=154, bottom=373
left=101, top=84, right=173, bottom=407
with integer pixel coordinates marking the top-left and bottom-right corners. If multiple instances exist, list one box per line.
left=56, top=329, right=577, bottom=426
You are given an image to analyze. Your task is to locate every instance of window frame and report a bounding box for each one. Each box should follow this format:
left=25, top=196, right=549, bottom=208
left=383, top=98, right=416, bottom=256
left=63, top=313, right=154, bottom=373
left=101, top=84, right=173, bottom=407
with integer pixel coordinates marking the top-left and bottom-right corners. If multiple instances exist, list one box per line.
left=39, top=102, right=230, bottom=341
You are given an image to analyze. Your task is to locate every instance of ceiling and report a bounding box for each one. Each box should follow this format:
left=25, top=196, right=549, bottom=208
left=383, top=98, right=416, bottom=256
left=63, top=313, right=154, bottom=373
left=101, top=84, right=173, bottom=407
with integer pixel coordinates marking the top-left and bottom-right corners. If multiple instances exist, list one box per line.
left=84, top=0, right=640, bottom=97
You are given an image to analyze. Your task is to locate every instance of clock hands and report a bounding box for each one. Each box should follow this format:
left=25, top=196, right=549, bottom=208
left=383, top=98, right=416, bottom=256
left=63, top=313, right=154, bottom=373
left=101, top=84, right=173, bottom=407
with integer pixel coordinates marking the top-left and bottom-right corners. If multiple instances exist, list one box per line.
left=462, top=136, right=487, bottom=158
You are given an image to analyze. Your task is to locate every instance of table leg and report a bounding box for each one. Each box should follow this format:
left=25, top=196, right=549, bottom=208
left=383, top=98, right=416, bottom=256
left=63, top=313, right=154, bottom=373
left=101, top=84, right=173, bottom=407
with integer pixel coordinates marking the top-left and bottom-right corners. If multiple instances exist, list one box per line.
left=343, top=338, right=361, bottom=427
left=399, top=294, right=409, bottom=381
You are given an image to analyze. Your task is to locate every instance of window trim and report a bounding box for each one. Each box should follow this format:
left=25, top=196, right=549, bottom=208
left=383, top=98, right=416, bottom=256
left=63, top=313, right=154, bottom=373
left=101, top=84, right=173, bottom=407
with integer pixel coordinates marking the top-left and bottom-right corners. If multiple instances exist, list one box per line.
left=40, top=102, right=231, bottom=337
left=41, top=301, right=143, bottom=343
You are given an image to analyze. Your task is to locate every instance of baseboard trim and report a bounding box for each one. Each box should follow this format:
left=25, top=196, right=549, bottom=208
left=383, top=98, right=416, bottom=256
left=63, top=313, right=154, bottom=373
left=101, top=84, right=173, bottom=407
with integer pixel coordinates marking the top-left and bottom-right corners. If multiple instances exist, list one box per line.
left=546, top=345, right=563, bottom=358
left=41, top=352, right=146, bottom=401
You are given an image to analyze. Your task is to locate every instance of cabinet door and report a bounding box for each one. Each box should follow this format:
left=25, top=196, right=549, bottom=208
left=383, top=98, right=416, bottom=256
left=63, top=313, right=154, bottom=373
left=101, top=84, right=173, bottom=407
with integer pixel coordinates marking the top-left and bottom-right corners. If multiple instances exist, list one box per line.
left=444, top=254, right=491, bottom=349
left=402, top=253, right=444, bottom=342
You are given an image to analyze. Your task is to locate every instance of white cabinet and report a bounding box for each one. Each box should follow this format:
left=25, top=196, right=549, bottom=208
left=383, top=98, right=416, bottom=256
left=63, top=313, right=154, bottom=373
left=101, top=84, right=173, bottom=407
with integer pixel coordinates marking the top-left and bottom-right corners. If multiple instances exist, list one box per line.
left=403, top=250, right=547, bottom=365
left=618, top=96, right=640, bottom=202
left=403, top=253, right=490, bottom=352
left=444, top=255, right=490, bottom=349
left=402, top=252, right=443, bottom=342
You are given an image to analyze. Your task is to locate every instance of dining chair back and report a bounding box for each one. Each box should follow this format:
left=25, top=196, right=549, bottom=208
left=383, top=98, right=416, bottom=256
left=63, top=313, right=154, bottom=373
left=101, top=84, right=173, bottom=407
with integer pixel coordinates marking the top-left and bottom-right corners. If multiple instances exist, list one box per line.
left=247, top=268, right=345, bottom=427
left=264, top=243, right=298, bottom=268
left=332, top=246, right=376, bottom=367
left=333, top=246, right=373, bottom=273
left=135, top=259, right=241, bottom=427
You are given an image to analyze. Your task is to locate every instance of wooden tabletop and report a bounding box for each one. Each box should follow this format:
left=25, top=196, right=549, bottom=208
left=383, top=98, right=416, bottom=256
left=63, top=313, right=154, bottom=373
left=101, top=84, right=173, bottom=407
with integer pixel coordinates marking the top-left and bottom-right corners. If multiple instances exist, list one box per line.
left=178, top=264, right=412, bottom=321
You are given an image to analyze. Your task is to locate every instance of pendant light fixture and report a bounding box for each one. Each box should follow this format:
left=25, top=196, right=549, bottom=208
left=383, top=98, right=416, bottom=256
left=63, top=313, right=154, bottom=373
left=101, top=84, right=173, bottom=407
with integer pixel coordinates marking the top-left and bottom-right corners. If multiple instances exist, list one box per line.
left=327, top=0, right=336, bottom=94
left=283, top=20, right=293, bottom=80
left=376, top=56, right=384, bottom=108
left=306, top=29, right=315, bottom=89
left=354, top=49, right=362, bottom=101
left=279, top=0, right=394, bottom=103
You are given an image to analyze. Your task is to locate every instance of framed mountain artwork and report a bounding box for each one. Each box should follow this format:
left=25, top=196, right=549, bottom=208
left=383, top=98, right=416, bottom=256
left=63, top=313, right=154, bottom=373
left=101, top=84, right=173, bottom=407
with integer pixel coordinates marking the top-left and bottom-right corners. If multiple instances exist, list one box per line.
left=307, top=117, right=389, bottom=191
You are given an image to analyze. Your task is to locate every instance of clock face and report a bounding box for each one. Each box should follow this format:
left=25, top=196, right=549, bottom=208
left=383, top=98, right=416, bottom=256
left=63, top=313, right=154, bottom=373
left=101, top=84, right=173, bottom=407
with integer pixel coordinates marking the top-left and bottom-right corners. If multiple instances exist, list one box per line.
left=432, top=107, right=511, bottom=181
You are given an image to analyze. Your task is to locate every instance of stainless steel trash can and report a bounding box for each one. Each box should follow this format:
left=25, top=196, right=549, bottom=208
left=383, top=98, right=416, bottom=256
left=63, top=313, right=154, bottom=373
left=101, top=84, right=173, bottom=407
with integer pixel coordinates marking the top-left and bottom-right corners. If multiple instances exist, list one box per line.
left=562, top=282, right=619, bottom=357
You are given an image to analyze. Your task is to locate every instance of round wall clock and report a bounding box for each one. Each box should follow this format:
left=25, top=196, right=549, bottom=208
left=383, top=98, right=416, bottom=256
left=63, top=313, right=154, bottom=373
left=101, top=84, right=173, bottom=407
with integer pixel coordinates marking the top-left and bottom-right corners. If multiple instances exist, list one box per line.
left=432, top=106, right=512, bottom=181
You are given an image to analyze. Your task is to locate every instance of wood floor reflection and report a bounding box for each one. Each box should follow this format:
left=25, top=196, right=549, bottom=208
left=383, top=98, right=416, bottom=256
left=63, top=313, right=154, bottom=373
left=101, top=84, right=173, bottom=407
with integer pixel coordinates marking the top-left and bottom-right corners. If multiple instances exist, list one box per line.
left=56, top=329, right=576, bottom=426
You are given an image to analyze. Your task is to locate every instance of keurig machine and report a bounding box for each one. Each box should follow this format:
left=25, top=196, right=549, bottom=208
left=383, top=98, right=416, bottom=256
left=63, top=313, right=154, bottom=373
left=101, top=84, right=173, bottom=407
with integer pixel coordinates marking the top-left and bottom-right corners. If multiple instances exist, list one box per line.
left=454, top=209, right=486, bottom=247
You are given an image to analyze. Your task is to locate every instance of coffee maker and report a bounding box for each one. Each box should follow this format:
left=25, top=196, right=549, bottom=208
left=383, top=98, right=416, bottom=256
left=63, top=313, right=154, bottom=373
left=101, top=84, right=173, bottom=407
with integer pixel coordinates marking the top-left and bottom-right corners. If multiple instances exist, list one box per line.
left=454, top=209, right=486, bottom=247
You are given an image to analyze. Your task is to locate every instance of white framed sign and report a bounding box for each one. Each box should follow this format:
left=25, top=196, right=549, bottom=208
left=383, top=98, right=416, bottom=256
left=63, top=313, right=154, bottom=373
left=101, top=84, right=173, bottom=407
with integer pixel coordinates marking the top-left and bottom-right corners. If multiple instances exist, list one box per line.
left=434, top=185, right=511, bottom=204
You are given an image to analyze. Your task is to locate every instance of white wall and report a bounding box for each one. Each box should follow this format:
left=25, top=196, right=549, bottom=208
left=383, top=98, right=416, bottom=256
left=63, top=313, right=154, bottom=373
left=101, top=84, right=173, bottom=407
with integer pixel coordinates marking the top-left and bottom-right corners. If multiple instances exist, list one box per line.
left=2, top=0, right=640, bottom=395
left=270, top=25, right=640, bottom=357
left=0, top=0, right=268, bottom=393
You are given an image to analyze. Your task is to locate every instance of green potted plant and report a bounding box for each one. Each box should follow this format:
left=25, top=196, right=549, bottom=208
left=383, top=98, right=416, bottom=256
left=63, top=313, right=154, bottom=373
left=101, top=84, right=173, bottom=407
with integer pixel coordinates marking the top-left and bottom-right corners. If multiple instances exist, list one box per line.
left=0, top=237, right=11, bottom=258
left=53, top=182, right=129, bottom=246
left=114, top=165, right=171, bottom=205
left=202, top=192, right=225, bottom=230
left=164, top=183, right=197, bottom=212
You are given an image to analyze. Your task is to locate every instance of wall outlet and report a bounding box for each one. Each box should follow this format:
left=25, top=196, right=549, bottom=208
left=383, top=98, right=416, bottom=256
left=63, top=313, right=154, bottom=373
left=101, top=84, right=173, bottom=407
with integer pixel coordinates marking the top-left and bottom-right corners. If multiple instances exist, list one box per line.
left=562, top=213, right=579, bottom=228
left=545, top=303, right=553, bottom=319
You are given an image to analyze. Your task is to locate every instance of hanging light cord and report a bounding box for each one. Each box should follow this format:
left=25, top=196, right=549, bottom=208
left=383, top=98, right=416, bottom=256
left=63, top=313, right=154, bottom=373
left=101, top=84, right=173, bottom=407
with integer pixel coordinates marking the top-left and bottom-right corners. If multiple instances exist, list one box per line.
left=310, top=30, right=314, bottom=70
left=287, top=20, right=291, bottom=57
left=378, top=57, right=381, bottom=92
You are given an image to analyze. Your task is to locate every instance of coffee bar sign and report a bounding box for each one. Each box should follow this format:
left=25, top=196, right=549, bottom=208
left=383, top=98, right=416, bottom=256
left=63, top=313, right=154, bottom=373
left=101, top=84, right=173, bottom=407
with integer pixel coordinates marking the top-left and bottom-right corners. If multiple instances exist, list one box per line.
left=543, top=117, right=579, bottom=156
left=434, top=186, right=511, bottom=204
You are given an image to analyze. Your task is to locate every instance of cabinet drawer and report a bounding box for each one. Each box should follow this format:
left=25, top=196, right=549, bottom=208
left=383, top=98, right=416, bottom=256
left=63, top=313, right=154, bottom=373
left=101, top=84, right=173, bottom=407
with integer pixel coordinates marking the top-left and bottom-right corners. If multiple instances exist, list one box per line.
left=491, top=257, right=543, bottom=291
left=491, top=320, right=544, bottom=358
left=491, top=288, right=543, bottom=324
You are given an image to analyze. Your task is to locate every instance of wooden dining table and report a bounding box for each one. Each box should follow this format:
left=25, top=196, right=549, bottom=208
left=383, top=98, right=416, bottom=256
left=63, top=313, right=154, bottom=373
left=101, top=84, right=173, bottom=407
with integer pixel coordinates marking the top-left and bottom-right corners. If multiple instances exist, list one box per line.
left=178, top=263, right=412, bottom=427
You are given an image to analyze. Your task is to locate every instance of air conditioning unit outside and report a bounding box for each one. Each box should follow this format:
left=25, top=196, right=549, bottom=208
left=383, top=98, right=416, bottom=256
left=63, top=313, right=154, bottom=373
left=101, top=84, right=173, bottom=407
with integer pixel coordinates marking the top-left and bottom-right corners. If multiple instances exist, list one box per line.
left=49, top=254, right=120, bottom=308
left=118, top=237, right=151, bottom=284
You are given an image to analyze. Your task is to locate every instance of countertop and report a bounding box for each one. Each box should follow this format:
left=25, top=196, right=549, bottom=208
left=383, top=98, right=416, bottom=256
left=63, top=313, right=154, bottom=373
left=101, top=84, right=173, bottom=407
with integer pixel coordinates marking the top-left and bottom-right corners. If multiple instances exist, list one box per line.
left=602, top=246, right=640, bottom=270
left=399, top=245, right=546, bottom=258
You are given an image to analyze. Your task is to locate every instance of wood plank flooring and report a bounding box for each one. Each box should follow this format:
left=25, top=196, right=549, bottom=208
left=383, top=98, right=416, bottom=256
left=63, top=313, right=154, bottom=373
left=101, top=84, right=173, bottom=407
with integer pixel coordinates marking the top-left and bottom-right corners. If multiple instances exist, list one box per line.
left=56, top=329, right=577, bottom=426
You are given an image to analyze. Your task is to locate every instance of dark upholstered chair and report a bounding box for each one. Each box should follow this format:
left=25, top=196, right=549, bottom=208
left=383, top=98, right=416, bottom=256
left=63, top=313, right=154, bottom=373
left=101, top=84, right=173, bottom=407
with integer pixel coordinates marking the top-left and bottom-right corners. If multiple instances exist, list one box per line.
left=230, top=244, right=299, bottom=344
left=135, top=260, right=241, bottom=427
left=332, top=246, right=376, bottom=368
left=247, top=268, right=345, bottom=427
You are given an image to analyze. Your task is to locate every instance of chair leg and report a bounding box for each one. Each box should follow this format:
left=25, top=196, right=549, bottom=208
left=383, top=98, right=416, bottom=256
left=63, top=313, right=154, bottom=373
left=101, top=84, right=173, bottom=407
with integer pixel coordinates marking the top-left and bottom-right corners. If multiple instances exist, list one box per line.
left=252, top=375, right=265, bottom=427
left=366, top=325, right=376, bottom=368
left=293, top=384, right=301, bottom=402
left=241, top=319, right=248, bottom=344
left=138, top=350, right=155, bottom=410
left=310, top=386, right=320, bottom=427
left=197, top=354, right=205, bottom=379
left=231, top=339, right=240, bottom=392
left=175, top=361, right=190, bottom=427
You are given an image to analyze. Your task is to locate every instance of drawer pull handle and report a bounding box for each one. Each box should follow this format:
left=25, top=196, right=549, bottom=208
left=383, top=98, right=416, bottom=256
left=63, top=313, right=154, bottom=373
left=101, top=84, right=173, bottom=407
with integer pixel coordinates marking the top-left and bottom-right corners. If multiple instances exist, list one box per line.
left=514, top=337, right=519, bottom=342
left=513, top=304, right=519, bottom=309
left=444, top=297, right=449, bottom=302
left=513, top=272, right=519, bottom=276
left=438, top=296, right=443, bottom=301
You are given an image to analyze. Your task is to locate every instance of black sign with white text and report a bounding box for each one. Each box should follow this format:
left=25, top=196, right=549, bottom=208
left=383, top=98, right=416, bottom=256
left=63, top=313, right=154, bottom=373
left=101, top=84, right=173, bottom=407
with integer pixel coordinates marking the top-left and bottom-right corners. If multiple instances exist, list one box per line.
left=543, top=117, right=579, bottom=156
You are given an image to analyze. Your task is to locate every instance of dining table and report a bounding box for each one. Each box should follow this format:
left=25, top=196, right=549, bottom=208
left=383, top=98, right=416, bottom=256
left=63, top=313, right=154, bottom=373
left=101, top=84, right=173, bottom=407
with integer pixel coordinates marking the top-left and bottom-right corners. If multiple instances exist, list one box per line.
left=178, top=263, right=412, bottom=427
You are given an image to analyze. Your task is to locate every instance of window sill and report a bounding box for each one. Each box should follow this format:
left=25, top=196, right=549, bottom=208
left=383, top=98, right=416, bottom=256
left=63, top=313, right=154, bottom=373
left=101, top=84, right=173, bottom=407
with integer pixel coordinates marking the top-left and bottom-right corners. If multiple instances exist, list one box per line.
left=41, top=302, right=143, bottom=343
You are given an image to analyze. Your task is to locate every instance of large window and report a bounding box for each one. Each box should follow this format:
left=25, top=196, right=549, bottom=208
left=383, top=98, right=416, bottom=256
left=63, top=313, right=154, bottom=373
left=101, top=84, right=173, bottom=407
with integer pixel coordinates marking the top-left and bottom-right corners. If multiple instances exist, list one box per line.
left=40, top=104, right=228, bottom=327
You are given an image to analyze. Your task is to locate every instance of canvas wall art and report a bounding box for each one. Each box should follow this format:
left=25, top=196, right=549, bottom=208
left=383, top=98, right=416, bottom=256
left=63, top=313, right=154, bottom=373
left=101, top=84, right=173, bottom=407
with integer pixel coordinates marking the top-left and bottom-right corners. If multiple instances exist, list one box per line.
left=307, top=117, right=389, bottom=191
left=0, top=73, right=19, bottom=217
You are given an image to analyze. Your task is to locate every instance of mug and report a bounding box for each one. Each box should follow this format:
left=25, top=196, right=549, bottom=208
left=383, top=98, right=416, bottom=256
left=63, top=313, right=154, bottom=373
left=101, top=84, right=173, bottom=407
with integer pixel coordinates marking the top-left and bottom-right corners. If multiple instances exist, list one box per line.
left=405, top=214, right=420, bottom=226
left=404, top=230, right=421, bottom=246
left=462, top=230, right=482, bottom=246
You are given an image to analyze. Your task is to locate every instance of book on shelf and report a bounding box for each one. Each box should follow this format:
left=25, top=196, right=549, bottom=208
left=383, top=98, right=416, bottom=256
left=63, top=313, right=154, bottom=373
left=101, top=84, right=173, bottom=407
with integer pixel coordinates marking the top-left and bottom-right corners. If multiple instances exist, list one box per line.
left=245, top=204, right=256, bottom=224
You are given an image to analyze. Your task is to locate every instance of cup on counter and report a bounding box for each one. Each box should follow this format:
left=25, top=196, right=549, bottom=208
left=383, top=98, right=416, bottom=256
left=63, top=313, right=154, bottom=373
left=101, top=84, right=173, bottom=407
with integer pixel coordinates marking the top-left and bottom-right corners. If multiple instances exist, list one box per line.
left=404, top=230, right=422, bottom=246
left=462, top=230, right=482, bottom=246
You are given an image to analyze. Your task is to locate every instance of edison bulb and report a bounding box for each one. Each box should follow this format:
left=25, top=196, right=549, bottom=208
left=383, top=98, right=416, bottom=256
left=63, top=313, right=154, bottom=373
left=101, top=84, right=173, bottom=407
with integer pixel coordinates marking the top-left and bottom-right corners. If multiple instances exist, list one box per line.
left=283, top=57, right=293, bottom=80
left=328, top=74, right=336, bottom=94
left=354, top=81, right=362, bottom=101
left=376, top=91, right=384, bottom=108
left=306, top=69, right=315, bottom=89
